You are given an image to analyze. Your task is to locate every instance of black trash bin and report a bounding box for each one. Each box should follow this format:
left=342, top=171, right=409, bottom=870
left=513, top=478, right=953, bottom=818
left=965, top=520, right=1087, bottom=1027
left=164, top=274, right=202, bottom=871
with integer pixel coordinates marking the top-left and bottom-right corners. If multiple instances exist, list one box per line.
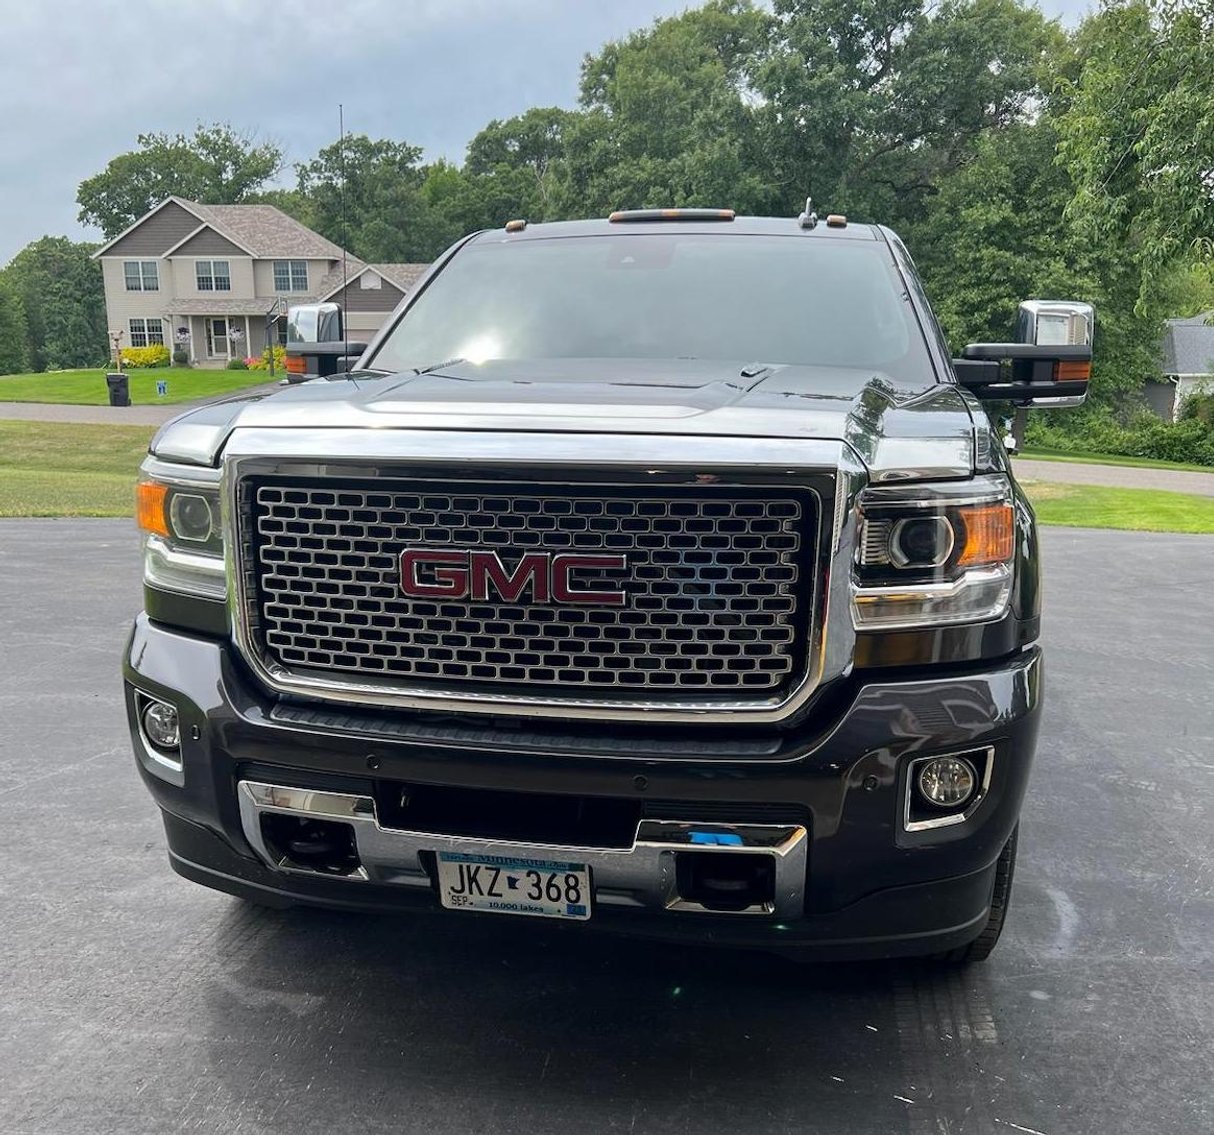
left=105, top=372, right=130, bottom=407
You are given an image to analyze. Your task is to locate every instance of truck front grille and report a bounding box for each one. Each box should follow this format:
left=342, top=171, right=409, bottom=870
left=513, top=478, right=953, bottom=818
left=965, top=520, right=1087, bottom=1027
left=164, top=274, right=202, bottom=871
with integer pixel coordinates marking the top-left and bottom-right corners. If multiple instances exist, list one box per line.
left=239, top=478, right=816, bottom=704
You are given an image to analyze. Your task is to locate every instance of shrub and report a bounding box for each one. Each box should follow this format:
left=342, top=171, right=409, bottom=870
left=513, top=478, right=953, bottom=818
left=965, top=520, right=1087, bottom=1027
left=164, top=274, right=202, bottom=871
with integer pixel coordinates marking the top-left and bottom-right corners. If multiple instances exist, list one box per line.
left=248, top=344, right=287, bottom=372
left=1179, top=387, right=1214, bottom=426
left=225, top=358, right=249, bottom=370
left=1026, top=408, right=1214, bottom=467
left=172, top=348, right=190, bottom=366
left=119, top=344, right=170, bottom=368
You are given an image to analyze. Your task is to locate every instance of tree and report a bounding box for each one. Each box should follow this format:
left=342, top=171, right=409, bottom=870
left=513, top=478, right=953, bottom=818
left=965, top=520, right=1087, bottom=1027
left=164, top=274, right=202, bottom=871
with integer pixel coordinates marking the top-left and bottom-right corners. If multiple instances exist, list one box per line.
left=909, top=122, right=1159, bottom=409
left=1056, top=0, right=1214, bottom=304
left=295, top=135, right=432, bottom=261
left=465, top=108, right=574, bottom=218
left=560, top=1, right=778, bottom=216
left=2, top=237, right=107, bottom=371
left=0, top=277, right=29, bottom=375
left=77, top=123, right=284, bottom=237
left=755, top=0, right=1064, bottom=224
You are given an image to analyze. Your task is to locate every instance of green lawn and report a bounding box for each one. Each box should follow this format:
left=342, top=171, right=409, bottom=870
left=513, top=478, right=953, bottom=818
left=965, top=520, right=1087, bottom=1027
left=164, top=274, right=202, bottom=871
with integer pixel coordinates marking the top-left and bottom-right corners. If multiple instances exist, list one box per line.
left=3, top=419, right=1213, bottom=532
left=1018, top=448, right=1214, bottom=474
left=0, top=367, right=268, bottom=406
left=1023, top=480, right=1214, bottom=533
left=0, top=421, right=154, bottom=516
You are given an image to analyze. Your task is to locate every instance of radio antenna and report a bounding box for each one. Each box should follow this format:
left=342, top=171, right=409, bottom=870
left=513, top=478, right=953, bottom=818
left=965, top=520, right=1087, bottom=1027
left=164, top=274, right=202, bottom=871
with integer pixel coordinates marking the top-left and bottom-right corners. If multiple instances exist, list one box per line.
left=338, top=103, right=349, bottom=363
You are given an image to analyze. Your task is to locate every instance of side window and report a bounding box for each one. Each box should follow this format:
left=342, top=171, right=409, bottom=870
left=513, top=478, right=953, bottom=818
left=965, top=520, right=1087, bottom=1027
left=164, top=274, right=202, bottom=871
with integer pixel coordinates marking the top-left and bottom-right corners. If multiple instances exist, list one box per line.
left=196, top=261, right=231, bottom=292
left=124, top=260, right=159, bottom=291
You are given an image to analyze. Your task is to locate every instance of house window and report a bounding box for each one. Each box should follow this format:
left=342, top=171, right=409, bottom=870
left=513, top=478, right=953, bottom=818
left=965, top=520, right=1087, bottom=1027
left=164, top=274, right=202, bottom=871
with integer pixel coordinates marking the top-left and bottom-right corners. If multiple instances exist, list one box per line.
left=196, top=260, right=231, bottom=292
left=124, top=260, right=159, bottom=291
left=129, top=318, right=164, bottom=348
left=273, top=260, right=309, bottom=292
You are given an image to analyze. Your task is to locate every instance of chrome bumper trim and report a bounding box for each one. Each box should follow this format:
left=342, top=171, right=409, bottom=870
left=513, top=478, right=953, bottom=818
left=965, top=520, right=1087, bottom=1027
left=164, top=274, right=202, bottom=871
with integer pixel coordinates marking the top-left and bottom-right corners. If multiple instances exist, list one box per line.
left=237, top=780, right=808, bottom=918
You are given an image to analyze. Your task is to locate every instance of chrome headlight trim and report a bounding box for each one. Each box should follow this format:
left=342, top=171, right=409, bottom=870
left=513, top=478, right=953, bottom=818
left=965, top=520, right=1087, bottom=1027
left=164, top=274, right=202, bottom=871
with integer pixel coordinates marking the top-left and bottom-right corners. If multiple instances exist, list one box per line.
left=144, top=535, right=228, bottom=600
left=851, top=475, right=1015, bottom=630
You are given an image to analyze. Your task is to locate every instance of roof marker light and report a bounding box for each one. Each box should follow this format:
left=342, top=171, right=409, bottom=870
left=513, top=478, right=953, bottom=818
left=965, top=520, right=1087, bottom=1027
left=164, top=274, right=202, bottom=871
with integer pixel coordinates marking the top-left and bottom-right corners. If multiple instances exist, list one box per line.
left=504, top=219, right=527, bottom=233
left=608, top=208, right=735, bottom=223
left=825, top=214, right=848, bottom=228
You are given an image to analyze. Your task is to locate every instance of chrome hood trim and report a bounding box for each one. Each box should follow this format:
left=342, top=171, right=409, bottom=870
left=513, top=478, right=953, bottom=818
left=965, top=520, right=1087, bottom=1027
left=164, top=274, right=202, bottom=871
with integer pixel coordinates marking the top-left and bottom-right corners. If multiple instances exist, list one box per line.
left=154, top=360, right=976, bottom=482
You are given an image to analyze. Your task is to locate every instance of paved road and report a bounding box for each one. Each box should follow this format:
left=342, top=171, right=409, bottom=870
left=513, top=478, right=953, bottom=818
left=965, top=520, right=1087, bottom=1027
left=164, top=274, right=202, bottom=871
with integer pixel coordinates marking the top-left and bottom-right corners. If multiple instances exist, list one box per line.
left=0, top=383, right=282, bottom=427
left=0, top=401, right=184, bottom=426
left=1, top=521, right=1210, bottom=1135
left=1014, top=456, right=1214, bottom=497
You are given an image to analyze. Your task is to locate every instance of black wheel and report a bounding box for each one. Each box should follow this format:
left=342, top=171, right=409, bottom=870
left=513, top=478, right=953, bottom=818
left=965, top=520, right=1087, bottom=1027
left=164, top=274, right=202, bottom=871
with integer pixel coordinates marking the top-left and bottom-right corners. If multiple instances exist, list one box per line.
left=936, top=825, right=1018, bottom=964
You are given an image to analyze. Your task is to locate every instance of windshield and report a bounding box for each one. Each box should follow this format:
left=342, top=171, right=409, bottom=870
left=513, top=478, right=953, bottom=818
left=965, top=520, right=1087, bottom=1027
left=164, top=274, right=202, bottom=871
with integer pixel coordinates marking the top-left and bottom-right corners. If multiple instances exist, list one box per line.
left=368, top=232, right=932, bottom=381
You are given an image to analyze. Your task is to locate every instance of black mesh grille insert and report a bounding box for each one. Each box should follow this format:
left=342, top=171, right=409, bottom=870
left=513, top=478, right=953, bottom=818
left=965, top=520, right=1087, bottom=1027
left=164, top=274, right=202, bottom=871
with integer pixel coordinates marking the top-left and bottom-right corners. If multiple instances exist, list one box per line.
left=244, top=479, right=815, bottom=700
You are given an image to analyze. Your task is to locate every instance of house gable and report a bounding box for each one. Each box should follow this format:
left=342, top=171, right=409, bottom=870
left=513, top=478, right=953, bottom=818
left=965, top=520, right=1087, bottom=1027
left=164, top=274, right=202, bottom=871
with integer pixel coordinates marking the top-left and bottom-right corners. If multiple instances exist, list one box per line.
left=98, top=201, right=203, bottom=259
left=167, top=226, right=249, bottom=259
left=328, top=273, right=407, bottom=313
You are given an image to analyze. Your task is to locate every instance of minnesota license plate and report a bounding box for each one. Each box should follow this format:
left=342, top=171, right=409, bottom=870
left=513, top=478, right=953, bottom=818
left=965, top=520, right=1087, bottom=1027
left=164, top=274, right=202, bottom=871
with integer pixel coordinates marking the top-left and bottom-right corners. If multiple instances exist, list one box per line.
left=436, top=852, right=591, bottom=920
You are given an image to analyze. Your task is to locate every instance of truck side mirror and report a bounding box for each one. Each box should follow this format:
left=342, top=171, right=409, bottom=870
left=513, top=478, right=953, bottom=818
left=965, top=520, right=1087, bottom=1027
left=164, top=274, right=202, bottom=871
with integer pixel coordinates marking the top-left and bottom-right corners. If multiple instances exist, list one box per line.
left=286, top=302, right=344, bottom=345
left=953, top=300, right=1094, bottom=408
left=285, top=303, right=368, bottom=381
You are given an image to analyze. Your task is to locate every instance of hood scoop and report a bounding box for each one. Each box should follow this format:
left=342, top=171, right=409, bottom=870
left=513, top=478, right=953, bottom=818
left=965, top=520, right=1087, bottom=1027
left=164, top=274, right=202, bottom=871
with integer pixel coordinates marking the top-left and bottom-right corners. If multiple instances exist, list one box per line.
left=368, top=372, right=749, bottom=419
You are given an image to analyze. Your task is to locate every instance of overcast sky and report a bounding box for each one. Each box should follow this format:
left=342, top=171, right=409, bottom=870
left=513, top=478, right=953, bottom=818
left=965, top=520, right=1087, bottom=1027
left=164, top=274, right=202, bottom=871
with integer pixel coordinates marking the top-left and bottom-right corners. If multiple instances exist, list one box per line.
left=0, top=0, right=1093, bottom=263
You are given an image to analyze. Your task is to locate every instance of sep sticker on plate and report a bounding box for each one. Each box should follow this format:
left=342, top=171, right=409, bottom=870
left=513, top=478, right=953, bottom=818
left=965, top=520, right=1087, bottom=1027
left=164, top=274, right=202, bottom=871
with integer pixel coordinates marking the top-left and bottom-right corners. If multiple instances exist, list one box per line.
left=436, top=852, right=591, bottom=920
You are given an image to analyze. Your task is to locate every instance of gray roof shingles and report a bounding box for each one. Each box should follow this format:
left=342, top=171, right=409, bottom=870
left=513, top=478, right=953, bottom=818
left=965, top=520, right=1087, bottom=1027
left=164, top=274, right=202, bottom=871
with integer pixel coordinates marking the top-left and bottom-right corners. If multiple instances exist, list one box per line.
left=183, top=199, right=351, bottom=260
left=1162, top=312, right=1214, bottom=376
left=316, top=262, right=430, bottom=299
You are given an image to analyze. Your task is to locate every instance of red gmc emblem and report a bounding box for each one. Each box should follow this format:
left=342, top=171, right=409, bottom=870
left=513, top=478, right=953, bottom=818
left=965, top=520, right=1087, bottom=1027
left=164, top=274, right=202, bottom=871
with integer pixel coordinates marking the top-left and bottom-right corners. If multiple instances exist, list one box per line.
left=399, top=549, right=628, bottom=605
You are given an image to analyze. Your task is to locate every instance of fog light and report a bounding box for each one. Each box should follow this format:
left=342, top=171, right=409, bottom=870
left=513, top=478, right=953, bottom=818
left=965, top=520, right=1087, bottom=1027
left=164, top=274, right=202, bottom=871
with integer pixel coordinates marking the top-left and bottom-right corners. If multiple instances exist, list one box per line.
left=142, top=700, right=180, bottom=750
left=917, top=756, right=976, bottom=809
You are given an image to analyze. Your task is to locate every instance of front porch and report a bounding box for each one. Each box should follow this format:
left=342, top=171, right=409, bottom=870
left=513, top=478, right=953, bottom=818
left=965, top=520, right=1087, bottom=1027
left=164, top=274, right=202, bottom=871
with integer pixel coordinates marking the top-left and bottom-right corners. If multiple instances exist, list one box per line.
left=165, top=301, right=286, bottom=368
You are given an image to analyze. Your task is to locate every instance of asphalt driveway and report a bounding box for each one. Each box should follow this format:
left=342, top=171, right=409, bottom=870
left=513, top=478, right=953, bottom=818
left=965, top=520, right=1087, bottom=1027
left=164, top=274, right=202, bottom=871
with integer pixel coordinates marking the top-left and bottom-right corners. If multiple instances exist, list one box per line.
left=0, top=521, right=1210, bottom=1135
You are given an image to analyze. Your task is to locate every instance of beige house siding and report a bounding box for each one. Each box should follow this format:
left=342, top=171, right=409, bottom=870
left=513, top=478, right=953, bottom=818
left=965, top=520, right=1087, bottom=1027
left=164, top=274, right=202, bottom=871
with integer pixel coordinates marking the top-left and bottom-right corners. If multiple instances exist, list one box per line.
left=102, top=201, right=201, bottom=258
left=168, top=256, right=256, bottom=299
left=252, top=257, right=336, bottom=297
left=99, top=257, right=175, bottom=352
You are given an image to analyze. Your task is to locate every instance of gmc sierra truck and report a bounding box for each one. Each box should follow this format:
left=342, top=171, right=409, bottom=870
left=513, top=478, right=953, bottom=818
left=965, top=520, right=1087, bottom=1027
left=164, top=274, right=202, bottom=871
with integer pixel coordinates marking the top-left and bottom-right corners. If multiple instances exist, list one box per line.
left=124, top=206, right=1093, bottom=962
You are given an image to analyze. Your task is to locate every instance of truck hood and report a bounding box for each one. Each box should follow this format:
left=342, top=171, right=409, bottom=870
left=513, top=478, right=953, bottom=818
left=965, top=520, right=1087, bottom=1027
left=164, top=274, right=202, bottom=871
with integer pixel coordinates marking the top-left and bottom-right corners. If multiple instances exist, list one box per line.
left=151, top=358, right=978, bottom=481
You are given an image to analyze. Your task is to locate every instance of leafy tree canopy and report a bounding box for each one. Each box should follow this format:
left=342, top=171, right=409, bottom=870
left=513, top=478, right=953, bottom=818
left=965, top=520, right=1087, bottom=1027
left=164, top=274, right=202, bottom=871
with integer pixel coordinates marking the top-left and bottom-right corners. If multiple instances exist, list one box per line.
left=77, top=123, right=284, bottom=237
left=1, top=237, right=106, bottom=370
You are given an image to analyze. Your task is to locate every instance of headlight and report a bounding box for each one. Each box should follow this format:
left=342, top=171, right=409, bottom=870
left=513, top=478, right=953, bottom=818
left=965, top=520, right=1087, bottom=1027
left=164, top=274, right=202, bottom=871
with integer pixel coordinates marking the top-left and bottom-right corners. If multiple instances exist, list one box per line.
left=851, top=475, right=1015, bottom=630
left=136, top=461, right=226, bottom=600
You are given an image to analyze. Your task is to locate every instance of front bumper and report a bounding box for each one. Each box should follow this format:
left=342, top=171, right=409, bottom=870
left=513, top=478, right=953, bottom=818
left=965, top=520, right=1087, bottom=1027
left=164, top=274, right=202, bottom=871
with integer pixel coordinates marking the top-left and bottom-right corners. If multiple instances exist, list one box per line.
left=123, top=614, right=1042, bottom=960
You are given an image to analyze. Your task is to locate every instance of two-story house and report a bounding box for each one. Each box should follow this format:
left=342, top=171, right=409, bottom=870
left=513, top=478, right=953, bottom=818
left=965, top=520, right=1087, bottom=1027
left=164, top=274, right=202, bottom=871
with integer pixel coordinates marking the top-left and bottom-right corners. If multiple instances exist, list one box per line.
left=93, top=196, right=428, bottom=366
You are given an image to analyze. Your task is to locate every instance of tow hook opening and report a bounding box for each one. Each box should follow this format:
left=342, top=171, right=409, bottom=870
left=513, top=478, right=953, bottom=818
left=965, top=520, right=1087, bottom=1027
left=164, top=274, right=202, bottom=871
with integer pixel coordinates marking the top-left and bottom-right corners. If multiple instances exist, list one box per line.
left=675, top=850, right=777, bottom=913
left=260, top=813, right=362, bottom=877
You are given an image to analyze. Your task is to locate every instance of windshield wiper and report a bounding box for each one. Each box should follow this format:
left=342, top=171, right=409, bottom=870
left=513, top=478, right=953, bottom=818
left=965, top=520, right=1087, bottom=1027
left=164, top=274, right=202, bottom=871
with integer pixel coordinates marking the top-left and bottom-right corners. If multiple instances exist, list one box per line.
left=412, top=357, right=466, bottom=377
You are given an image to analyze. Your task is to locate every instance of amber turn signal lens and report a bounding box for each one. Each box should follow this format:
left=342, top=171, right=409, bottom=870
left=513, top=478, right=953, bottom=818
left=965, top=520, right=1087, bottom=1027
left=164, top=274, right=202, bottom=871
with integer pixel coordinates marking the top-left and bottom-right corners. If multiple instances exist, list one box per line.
left=1055, top=360, right=1091, bottom=381
left=956, top=503, right=1014, bottom=567
left=285, top=355, right=307, bottom=374
left=136, top=480, right=169, bottom=537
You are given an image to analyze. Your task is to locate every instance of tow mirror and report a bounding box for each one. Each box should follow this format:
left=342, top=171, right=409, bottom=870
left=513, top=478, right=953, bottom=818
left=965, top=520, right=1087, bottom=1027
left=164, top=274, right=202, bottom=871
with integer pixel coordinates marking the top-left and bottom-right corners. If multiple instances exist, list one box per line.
left=285, top=303, right=368, bottom=381
left=953, top=300, right=1093, bottom=408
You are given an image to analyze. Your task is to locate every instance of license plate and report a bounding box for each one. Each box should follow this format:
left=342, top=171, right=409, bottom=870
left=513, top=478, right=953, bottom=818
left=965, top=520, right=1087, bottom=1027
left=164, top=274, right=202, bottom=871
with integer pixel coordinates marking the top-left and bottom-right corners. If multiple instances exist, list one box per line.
left=436, top=852, right=591, bottom=920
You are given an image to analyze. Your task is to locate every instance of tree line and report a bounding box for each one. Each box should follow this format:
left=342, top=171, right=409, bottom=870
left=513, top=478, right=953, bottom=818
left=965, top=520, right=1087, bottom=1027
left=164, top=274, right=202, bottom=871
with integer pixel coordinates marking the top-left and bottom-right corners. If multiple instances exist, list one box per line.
left=3, top=0, right=1211, bottom=439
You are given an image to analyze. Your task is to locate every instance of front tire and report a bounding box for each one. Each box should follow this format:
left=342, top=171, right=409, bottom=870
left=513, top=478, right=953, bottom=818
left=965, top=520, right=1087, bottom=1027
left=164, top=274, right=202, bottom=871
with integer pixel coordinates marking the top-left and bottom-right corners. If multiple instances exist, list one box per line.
left=936, top=825, right=1018, bottom=964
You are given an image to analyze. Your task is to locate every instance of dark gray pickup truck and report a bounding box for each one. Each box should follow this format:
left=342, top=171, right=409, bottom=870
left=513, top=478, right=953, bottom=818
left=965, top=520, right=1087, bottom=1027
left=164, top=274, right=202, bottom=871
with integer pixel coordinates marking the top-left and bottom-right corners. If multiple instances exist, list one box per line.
left=124, top=207, right=1093, bottom=961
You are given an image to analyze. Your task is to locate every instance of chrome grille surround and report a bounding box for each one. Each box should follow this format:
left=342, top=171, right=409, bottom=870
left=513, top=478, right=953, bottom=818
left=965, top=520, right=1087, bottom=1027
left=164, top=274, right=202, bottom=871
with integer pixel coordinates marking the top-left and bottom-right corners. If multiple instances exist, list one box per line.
left=224, top=433, right=853, bottom=724
left=246, top=481, right=810, bottom=695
